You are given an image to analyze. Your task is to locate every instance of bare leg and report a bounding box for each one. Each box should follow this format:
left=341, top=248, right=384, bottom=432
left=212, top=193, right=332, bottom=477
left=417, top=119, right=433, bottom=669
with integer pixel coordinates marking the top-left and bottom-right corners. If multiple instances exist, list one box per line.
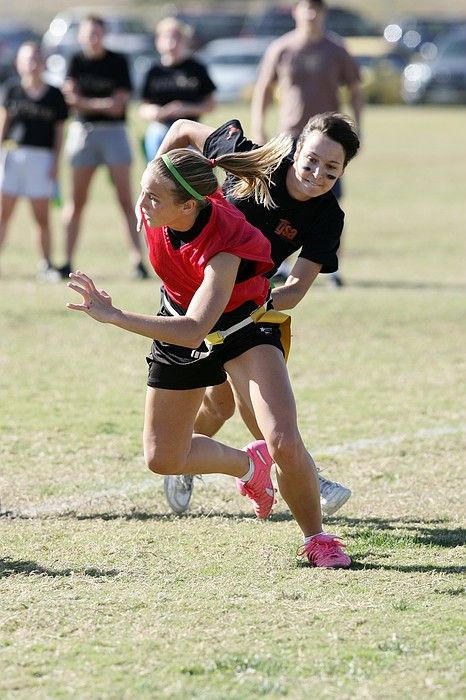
left=108, top=164, right=144, bottom=265
left=143, top=386, right=250, bottom=478
left=231, top=380, right=262, bottom=439
left=29, top=197, right=52, bottom=262
left=193, top=381, right=235, bottom=436
left=194, top=379, right=263, bottom=439
left=63, top=166, right=96, bottom=265
left=0, top=194, right=18, bottom=257
left=226, top=345, right=322, bottom=537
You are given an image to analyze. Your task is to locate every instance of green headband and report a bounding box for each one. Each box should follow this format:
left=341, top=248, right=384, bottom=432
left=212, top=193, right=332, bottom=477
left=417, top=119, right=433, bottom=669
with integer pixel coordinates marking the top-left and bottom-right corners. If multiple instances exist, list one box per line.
left=161, top=154, right=204, bottom=201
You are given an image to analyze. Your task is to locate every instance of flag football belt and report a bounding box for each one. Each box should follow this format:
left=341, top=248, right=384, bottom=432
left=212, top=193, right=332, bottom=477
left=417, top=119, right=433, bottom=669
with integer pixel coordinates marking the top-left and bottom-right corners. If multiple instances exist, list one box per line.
left=205, top=306, right=291, bottom=361
left=161, top=291, right=291, bottom=362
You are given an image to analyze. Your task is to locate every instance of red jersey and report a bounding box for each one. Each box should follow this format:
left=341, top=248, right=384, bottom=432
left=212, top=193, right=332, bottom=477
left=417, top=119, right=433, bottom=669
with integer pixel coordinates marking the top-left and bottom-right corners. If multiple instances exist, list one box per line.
left=143, top=190, right=273, bottom=312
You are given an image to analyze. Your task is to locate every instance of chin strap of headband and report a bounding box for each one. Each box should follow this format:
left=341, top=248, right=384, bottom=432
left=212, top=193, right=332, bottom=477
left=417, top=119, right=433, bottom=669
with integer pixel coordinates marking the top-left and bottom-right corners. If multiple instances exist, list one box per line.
left=161, top=153, right=205, bottom=201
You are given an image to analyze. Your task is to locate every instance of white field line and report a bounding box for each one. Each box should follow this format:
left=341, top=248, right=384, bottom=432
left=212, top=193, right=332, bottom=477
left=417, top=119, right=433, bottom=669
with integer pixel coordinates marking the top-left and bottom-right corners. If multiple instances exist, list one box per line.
left=315, top=424, right=466, bottom=455
left=3, top=423, right=466, bottom=518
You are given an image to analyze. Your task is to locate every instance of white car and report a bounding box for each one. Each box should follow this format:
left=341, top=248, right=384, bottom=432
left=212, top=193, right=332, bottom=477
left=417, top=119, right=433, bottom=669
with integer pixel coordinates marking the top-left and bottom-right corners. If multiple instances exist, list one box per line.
left=197, top=37, right=276, bottom=103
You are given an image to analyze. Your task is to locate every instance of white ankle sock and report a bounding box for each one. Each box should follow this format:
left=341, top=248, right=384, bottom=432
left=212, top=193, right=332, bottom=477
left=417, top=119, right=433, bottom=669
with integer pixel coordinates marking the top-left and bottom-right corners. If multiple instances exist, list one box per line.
left=303, top=531, right=324, bottom=544
left=240, top=457, right=255, bottom=483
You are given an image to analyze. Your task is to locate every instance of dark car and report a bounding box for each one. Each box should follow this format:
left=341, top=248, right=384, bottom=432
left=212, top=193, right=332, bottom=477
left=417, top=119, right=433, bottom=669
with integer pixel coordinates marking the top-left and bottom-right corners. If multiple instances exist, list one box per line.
left=403, top=25, right=466, bottom=104
left=0, top=21, right=40, bottom=83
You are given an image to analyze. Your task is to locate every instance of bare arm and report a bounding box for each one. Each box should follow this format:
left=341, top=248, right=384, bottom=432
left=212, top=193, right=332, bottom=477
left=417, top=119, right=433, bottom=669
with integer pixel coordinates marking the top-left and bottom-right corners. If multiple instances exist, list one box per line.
left=139, top=101, right=166, bottom=122
left=139, top=94, right=215, bottom=124
left=0, top=106, right=11, bottom=143
left=63, top=79, right=130, bottom=118
left=250, top=50, right=277, bottom=145
left=347, top=81, right=364, bottom=135
left=271, top=258, right=322, bottom=310
left=155, top=118, right=216, bottom=155
left=161, top=94, right=216, bottom=120
left=49, top=120, right=65, bottom=182
left=67, top=252, right=240, bottom=348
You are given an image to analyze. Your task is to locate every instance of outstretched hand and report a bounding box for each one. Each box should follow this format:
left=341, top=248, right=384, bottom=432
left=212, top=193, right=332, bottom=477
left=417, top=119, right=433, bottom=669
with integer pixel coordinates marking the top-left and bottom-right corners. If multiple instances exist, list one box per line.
left=67, top=271, right=116, bottom=323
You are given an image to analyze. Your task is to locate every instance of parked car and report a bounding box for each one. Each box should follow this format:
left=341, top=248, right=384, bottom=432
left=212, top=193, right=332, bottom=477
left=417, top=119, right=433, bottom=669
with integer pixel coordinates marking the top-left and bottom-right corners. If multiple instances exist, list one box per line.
left=402, top=25, right=466, bottom=104
left=197, top=37, right=275, bottom=103
left=344, top=36, right=406, bottom=103
left=41, top=8, right=155, bottom=92
left=0, top=21, right=40, bottom=83
left=242, top=5, right=380, bottom=38
left=383, top=16, right=465, bottom=60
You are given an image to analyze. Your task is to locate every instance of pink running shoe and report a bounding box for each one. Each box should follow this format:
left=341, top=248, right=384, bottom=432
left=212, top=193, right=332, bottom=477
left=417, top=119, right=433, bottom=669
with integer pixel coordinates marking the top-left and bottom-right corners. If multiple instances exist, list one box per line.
left=297, top=533, right=351, bottom=569
left=236, top=440, right=275, bottom=519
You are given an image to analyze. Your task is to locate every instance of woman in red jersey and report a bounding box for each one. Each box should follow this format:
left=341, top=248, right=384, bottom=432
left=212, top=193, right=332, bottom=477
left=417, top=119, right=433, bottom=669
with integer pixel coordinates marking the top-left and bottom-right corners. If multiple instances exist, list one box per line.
left=66, top=141, right=351, bottom=569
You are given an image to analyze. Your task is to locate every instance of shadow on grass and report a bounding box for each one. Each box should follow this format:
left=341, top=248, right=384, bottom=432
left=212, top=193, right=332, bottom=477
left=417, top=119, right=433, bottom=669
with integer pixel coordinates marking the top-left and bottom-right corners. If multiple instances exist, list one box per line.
left=319, top=515, right=466, bottom=574
left=72, top=509, right=297, bottom=523
left=295, top=558, right=466, bottom=574
left=1, top=505, right=296, bottom=523
left=329, top=515, right=466, bottom=548
left=0, top=557, right=120, bottom=579
left=349, top=561, right=466, bottom=574
left=4, top=510, right=464, bottom=550
left=349, top=279, right=466, bottom=293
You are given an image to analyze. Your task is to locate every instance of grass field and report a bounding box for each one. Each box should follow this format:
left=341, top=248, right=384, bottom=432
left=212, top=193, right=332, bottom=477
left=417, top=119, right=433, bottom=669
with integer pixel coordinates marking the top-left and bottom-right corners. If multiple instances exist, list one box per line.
left=1, top=104, right=465, bottom=699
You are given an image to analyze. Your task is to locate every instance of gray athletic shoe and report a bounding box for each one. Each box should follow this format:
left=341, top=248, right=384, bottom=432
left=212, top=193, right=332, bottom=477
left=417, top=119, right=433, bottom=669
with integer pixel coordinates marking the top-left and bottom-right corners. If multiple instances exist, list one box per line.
left=318, top=474, right=352, bottom=516
left=164, top=475, right=194, bottom=514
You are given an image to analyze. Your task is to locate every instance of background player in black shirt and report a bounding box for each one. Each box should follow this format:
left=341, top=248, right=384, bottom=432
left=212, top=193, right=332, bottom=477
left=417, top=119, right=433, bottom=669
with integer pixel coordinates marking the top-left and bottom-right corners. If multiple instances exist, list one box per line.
left=0, top=42, right=68, bottom=279
left=157, top=113, right=360, bottom=516
left=139, top=17, right=216, bottom=162
left=60, top=15, right=148, bottom=279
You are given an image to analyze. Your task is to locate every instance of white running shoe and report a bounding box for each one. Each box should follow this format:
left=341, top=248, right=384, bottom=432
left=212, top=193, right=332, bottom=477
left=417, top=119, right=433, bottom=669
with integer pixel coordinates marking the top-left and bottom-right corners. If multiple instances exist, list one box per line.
left=164, top=475, right=194, bottom=514
left=318, top=475, right=351, bottom=516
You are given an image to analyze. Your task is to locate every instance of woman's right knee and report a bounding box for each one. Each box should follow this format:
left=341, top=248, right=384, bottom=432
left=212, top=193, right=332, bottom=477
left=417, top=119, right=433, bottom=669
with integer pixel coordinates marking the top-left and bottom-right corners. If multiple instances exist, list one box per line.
left=143, top=443, right=187, bottom=475
left=265, top=429, right=307, bottom=473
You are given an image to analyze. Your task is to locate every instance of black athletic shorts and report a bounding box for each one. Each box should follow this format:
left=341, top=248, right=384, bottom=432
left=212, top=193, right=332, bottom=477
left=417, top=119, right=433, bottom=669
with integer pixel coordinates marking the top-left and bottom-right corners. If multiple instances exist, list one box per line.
left=146, top=320, right=283, bottom=390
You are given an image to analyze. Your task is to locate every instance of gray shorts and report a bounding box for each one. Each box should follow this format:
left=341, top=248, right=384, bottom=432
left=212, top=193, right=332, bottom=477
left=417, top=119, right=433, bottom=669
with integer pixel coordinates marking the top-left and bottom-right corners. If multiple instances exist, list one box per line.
left=66, top=121, right=132, bottom=168
left=0, top=146, right=55, bottom=199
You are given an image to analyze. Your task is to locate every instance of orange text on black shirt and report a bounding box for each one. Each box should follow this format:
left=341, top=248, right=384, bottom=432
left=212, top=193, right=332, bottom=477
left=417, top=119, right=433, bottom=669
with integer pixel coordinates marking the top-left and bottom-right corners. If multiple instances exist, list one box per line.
left=275, top=219, right=298, bottom=241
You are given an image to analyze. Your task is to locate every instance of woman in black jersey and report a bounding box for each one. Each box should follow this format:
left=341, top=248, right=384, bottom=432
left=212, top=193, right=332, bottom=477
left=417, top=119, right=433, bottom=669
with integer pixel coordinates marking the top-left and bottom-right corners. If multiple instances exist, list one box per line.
left=156, top=113, right=360, bottom=516
left=60, top=15, right=148, bottom=280
left=139, top=17, right=216, bottom=162
left=0, top=42, right=68, bottom=279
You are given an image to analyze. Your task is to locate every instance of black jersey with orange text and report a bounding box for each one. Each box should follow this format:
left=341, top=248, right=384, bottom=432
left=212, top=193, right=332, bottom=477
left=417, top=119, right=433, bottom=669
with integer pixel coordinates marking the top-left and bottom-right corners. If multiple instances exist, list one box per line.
left=1, top=81, right=68, bottom=148
left=204, top=119, right=343, bottom=274
left=67, top=50, right=132, bottom=122
left=141, top=58, right=215, bottom=122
